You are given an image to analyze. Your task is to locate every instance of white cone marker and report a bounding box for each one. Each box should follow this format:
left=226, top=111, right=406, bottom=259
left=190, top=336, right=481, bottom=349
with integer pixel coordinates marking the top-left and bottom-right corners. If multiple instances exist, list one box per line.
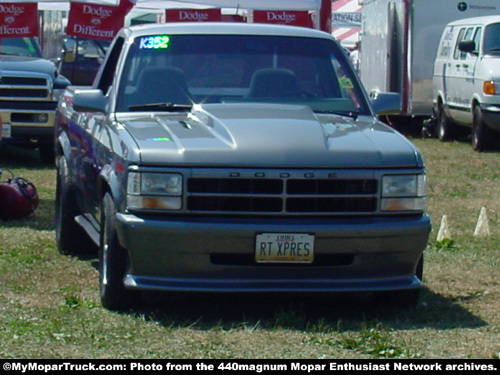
left=436, top=215, right=451, bottom=242
left=474, top=207, right=490, bottom=237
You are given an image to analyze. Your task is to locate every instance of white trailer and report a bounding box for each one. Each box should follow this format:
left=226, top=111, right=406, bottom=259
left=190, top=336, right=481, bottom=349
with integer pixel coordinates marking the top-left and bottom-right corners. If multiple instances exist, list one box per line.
left=359, top=0, right=500, bottom=133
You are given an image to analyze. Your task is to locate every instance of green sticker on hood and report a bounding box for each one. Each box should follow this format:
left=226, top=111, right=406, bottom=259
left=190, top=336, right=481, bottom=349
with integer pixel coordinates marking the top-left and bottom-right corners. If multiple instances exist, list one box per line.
left=146, top=137, right=171, bottom=142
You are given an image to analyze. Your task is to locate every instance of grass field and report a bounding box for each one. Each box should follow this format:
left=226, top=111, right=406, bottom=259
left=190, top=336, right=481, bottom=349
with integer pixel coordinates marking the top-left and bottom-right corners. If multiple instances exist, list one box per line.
left=0, top=137, right=498, bottom=359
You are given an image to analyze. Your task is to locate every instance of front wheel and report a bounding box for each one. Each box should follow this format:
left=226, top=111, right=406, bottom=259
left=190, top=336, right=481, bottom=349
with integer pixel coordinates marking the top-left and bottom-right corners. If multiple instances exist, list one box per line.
left=55, top=156, right=97, bottom=256
left=436, top=103, right=454, bottom=141
left=472, top=106, right=492, bottom=151
left=99, top=192, right=140, bottom=310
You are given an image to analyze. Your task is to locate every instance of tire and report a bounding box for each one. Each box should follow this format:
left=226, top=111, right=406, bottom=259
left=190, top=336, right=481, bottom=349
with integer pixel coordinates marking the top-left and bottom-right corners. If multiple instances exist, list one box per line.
left=374, top=255, right=424, bottom=309
left=55, top=156, right=97, bottom=256
left=472, top=105, right=492, bottom=152
left=99, top=192, right=140, bottom=310
left=436, top=103, right=454, bottom=141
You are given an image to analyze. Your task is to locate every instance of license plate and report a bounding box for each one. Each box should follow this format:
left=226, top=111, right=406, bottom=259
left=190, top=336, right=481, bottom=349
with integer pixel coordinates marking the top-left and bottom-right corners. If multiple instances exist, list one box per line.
left=255, top=233, right=314, bottom=263
left=1, top=122, right=11, bottom=138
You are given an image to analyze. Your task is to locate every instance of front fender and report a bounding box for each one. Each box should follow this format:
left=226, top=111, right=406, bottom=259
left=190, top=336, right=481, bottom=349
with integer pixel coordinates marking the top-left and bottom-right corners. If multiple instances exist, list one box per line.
left=99, top=163, right=124, bottom=211
left=57, top=132, right=71, bottom=159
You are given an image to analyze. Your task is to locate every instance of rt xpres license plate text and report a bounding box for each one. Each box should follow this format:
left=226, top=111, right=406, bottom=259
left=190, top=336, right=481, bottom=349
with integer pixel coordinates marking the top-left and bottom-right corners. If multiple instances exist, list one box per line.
left=255, top=233, right=314, bottom=263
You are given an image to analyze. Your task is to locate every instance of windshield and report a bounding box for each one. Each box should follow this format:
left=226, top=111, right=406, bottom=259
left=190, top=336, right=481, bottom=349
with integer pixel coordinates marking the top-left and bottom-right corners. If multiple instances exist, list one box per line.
left=483, top=23, right=500, bottom=55
left=0, top=37, right=42, bottom=58
left=116, top=34, right=370, bottom=115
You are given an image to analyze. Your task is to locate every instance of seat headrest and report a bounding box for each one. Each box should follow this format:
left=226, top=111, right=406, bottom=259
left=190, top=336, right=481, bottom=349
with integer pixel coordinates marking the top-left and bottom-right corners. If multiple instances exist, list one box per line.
left=248, top=68, right=300, bottom=98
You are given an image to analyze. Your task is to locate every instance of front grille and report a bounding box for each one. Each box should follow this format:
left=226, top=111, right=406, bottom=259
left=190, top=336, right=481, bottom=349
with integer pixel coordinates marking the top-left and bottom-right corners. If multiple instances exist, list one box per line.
left=0, top=88, right=48, bottom=98
left=186, top=174, right=378, bottom=215
left=0, top=73, right=50, bottom=101
left=1, top=76, right=47, bottom=85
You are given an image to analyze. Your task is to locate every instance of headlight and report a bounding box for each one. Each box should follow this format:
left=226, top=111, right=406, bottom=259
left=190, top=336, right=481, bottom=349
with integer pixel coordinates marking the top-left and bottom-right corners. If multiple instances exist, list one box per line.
left=381, top=174, right=426, bottom=212
left=127, top=172, right=182, bottom=210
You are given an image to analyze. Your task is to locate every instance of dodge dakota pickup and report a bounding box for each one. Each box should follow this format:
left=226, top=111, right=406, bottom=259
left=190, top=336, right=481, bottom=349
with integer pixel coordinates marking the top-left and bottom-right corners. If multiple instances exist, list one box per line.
left=55, top=23, right=431, bottom=311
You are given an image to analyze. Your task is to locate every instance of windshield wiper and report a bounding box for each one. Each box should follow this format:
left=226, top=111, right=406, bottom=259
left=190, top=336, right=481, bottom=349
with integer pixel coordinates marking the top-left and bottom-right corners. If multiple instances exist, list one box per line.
left=314, top=110, right=358, bottom=119
left=128, top=102, right=192, bottom=112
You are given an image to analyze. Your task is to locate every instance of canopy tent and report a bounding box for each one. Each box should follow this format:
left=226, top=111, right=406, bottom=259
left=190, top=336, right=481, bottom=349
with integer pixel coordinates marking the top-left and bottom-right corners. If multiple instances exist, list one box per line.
left=9, top=0, right=321, bottom=11
left=135, top=0, right=321, bottom=11
left=6, top=1, right=326, bottom=26
left=14, top=0, right=326, bottom=28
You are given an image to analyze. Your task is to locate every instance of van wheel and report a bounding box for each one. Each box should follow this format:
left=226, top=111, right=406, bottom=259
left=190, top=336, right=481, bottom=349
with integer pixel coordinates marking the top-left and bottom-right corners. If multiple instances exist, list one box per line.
left=472, top=106, right=492, bottom=151
left=437, top=103, right=454, bottom=141
left=99, top=192, right=140, bottom=310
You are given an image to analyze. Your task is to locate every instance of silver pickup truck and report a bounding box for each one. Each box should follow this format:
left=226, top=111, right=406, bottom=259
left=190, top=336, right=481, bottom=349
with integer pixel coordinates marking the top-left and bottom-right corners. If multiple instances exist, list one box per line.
left=55, top=23, right=431, bottom=310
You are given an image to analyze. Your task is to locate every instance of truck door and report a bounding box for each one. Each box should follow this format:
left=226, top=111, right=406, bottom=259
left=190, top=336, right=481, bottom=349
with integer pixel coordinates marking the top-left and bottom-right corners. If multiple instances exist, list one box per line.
left=457, top=27, right=482, bottom=125
left=448, top=27, right=474, bottom=124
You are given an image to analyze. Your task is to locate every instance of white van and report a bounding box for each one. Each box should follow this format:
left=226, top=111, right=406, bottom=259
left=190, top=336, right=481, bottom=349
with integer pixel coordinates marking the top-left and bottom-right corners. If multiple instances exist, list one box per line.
left=433, top=16, right=500, bottom=151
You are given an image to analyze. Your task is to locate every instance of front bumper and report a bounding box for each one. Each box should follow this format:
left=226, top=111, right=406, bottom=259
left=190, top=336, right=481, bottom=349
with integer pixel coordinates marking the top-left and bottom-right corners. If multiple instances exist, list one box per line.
left=480, top=104, right=500, bottom=131
left=116, top=214, right=431, bottom=293
left=0, top=102, right=57, bottom=144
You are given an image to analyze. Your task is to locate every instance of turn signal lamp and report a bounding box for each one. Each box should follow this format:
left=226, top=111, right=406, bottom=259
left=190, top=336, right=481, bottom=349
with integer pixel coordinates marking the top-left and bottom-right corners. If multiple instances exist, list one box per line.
left=483, top=81, right=497, bottom=95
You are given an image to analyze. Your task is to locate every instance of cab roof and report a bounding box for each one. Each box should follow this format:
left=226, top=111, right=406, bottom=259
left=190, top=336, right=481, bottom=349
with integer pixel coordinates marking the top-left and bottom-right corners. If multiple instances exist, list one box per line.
left=121, top=22, right=335, bottom=41
left=447, top=15, right=500, bottom=27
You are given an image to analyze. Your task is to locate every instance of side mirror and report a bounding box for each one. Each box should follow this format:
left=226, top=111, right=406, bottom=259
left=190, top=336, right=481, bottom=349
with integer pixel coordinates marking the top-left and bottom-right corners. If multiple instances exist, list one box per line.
left=370, top=92, right=401, bottom=115
left=62, top=39, right=77, bottom=63
left=73, top=89, right=106, bottom=113
left=458, top=40, right=477, bottom=55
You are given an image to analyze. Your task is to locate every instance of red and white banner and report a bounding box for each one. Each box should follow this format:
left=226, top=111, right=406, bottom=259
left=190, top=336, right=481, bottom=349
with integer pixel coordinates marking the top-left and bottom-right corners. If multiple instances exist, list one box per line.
left=253, top=10, right=310, bottom=27
left=331, top=0, right=362, bottom=47
left=66, top=0, right=136, bottom=41
left=0, top=2, right=38, bottom=38
left=166, top=9, right=222, bottom=22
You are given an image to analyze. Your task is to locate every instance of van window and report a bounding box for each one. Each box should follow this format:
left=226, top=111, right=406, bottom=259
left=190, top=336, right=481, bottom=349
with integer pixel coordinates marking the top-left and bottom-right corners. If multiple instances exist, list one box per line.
left=453, top=28, right=467, bottom=59
left=438, top=27, right=454, bottom=58
left=483, top=22, right=500, bottom=55
left=458, top=27, right=474, bottom=59
left=473, top=27, right=482, bottom=54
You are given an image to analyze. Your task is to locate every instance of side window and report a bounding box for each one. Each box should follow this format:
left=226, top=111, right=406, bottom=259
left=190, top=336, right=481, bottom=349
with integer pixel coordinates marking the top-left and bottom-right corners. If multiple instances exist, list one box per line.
left=461, top=28, right=475, bottom=59
left=454, top=27, right=474, bottom=60
left=473, top=27, right=482, bottom=54
left=77, top=39, right=100, bottom=59
left=97, top=37, right=124, bottom=95
left=439, top=28, right=453, bottom=58
left=453, top=28, right=466, bottom=60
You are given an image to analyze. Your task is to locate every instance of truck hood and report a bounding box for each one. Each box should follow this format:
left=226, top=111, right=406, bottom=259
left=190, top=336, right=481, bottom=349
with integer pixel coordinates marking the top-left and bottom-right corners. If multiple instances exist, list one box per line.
left=0, top=56, right=56, bottom=77
left=118, top=103, right=422, bottom=168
